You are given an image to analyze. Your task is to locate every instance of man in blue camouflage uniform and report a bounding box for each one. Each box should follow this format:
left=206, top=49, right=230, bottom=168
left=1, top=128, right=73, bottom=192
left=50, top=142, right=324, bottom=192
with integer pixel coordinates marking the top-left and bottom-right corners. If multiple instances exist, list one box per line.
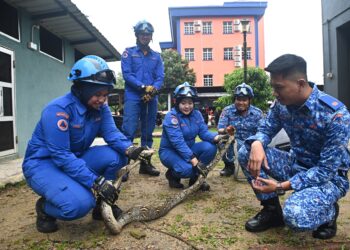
left=159, top=82, right=226, bottom=191
left=121, top=20, right=164, bottom=178
left=217, top=83, right=263, bottom=176
left=238, top=54, right=350, bottom=239
left=23, top=55, right=147, bottom=233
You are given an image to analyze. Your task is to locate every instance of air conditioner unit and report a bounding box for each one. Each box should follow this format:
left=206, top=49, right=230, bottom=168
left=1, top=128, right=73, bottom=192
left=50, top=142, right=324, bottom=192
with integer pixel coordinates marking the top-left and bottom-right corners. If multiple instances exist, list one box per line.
left=234, top=56, right=241, bottom=61
left=234, top=19, right=240, bottom=25
left=235, top=62, right=242, bottom=67
left=234, top=46, right=241, bottom=50
left=194, top=26, right=201, bottom=32
left=234, top=51, right=241, bottom=56
left=194, top=20, right=202, bottom=26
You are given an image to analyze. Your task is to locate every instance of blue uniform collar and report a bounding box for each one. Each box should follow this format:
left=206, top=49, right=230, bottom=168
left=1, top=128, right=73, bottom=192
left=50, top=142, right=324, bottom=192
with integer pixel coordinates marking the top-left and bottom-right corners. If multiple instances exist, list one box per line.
left=287, top=82, right=318, bottom=113
left=69, top=92, right=87, bottom=115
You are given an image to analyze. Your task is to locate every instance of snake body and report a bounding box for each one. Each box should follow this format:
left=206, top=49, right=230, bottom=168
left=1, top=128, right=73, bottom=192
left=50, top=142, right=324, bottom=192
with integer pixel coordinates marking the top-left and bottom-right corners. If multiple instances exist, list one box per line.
left=102, top=134, right=235, bottom=235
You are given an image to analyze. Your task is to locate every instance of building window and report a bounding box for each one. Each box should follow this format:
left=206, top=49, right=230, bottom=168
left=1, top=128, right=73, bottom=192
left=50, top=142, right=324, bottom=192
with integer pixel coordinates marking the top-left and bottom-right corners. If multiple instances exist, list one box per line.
left=242, top=47, right=252, bottom=60
left=202, top=22, right=212, bottom=34
left=184, top=22, right=194, bottom=35
left=203, top=74, right=213, bottom=87
left=203, top=48, right=213, bottom=61
left=40, top=26, right=63, bottom=61
left=224, top=48, right=233, bottom=60
left=223, top=21, right=233, bottom=34
left=0, top=1, right=19, bottom=40
left=185, top=48, right=195, bottom=61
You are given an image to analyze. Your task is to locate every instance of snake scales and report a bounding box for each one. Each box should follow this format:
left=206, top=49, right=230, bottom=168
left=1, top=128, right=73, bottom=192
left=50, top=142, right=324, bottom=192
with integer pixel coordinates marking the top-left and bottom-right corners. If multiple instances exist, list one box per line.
left=101, top=131, right=235, bottom=235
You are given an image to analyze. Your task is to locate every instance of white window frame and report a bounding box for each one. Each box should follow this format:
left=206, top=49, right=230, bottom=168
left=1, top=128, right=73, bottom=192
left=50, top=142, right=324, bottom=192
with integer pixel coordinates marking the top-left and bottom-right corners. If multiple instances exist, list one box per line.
left=185, top=48, right=195, bottom=61
left=223, top=21, right=233, bottom=34
left=224, top=47, right=233, bottom=60
left=202, top=22, right=212, bottom=34
left=184, top=22, right=194, bottom=35
left=203, top=48, right=213, bottom=61
left=203, top=74, right=213, bottom=87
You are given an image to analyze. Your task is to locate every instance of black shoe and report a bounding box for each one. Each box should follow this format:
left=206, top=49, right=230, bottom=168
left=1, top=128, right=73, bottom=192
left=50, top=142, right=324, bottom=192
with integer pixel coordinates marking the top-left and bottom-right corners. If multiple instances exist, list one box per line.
left=220, top=162, right=235, bottom=177
left=165, top=169, right=184, bottom=189
left=245, top=197, right=284, bottom=232
left=36, top=197, right=58, bottom=233
left=92, top=197, right=123, bottom=221
left=312, top=203, right=339, bottom=239
left=189, top=176, right=210, bottom=191
left=139, top=161, right=160, bottom=176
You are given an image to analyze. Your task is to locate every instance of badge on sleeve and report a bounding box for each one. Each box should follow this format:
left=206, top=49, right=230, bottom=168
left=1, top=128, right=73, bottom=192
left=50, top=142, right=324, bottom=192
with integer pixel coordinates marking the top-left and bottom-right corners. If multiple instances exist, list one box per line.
left=171, top=117, right=178, bottom=125
left=57, top=119, right=68, bottom=131
left=122, top=51, right=128, bottom=58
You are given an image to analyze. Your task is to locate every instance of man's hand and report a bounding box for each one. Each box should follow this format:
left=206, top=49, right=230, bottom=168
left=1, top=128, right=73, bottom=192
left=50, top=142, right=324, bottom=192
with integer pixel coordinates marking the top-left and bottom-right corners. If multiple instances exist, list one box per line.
left=251, top=177, right=277, bottom=193
left=126, top=146, right=147, bottom=160
left=93, top=176, right=118, bottom=206
left=248, top=141, right=269, bottom=178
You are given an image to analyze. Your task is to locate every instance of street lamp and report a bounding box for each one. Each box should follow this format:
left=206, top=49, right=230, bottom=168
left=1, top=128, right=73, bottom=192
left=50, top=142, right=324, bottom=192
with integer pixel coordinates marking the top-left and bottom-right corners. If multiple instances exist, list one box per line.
left=240, top=19, right=250, bottom=83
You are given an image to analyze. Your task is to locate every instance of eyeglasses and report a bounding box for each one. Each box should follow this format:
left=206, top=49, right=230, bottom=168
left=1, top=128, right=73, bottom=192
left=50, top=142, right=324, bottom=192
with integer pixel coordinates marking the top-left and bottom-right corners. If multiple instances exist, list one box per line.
left=80, top=69, right=116, bottom=84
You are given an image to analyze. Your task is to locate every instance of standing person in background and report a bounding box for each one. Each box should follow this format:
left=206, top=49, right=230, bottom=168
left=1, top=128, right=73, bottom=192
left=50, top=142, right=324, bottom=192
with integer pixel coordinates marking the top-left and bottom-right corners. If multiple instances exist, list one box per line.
left=217, top=83, right=263, bottom=177
left=238, top=54, right=350, bottom=239
left=22, top=55, right=147, bottom=233
left=121, top=20, right=165, bottom=180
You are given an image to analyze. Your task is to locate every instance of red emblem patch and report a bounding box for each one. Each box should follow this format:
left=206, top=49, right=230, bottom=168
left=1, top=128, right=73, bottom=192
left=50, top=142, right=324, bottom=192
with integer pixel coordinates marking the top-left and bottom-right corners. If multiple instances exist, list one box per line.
left=122, top=51, right=128, bottom=58
left=57, top=119, right=68, bottom=131
left=332, top=101, right=338, bottom=106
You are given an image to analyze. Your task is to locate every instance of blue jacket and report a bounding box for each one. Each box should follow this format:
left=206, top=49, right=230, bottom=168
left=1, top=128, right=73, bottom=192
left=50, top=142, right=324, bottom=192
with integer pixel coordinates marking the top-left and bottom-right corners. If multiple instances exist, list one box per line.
left=217, top=104, right=263, bottom=141
left=23, top=92, right=132, bottom=188
left=121, top=46, right=164, bottom=100
left=160, top=108, right=217, bottom=162
left=246, top=83, right=350, bottom=191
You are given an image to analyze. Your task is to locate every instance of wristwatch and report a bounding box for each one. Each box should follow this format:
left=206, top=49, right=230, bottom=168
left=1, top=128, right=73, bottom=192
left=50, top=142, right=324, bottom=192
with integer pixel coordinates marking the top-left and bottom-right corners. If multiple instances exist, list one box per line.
left=276, top=182, right=285, bottom=196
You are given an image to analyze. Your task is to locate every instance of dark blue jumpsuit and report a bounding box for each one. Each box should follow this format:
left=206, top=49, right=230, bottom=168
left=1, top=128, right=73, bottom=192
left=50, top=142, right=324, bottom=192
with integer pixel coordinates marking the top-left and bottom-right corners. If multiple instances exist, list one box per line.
left=22, top=93, right=132, bottom=220
left=159, top=108, right=217, bottom=179
left=238, top=84, right=350, bottom=231
left=121, top=46, right=164, bottom=147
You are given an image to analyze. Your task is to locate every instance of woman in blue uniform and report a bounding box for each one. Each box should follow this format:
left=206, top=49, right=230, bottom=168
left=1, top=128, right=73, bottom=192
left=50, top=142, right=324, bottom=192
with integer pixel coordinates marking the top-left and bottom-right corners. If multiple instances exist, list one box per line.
left=22, top=55, right=146, bottom=233
left=159, top=82, right=223, bottom=191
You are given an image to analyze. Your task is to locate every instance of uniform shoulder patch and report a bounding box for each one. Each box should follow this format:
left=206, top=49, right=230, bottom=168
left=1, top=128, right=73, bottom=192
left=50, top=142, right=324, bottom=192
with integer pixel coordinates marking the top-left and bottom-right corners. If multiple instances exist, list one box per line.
left=57, top=119, right=68, bottom=131
left=122, top=50, right=128, bottom=58
left=170, top=116, right=178, bottom=125
left=319, top=94, right=344, bottom=111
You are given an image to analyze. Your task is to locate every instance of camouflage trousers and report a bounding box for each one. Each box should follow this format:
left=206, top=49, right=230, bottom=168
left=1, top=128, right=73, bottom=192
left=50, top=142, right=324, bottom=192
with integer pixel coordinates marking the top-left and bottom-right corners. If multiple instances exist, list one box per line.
left=238, top=145, right=348, bottom=231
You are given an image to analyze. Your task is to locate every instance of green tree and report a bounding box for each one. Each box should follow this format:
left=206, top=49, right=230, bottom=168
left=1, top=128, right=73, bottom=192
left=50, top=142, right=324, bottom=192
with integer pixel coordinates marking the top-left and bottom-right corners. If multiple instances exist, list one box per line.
left=161, top=49, right=196, bottom=89
left=115, top=72, right=125, bottom=89
left=214, top=67, right=273, bottom=111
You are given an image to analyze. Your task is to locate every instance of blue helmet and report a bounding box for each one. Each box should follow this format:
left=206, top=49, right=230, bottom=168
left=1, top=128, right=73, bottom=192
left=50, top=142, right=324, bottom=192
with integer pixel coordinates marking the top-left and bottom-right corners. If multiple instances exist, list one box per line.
left=234, top=82, right=254, bottom=98
left=134, top=20, right=154, bottom=35
left=173, top=82, right=198, bottom=101
left=68, top=55, right=116, bottom=86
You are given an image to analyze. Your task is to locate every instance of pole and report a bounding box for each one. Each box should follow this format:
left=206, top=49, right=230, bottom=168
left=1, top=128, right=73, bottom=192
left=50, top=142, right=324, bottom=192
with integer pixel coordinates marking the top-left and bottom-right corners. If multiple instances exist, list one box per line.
left=243, top=30, right=247, bottom=83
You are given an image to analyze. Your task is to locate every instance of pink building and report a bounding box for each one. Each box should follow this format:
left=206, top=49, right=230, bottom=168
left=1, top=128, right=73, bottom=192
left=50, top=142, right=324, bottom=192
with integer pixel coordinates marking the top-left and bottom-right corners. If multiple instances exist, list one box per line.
left=160, top=2, right=267, bottom=105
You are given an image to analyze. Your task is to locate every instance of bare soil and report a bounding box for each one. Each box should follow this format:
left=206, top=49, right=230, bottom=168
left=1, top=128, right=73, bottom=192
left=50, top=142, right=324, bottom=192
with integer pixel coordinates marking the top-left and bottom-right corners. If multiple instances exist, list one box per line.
left=1, top=159, right=350, bottom=250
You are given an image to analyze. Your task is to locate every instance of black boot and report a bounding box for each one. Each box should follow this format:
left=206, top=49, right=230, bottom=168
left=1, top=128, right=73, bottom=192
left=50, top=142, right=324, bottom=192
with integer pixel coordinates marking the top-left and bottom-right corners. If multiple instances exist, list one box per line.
left=36, top=197, right=58, bottom=233
left=220, top=162, right=235, bottom=177
left=245, top=197, right=284, bottom=232
left=122, top=159, right=131, bottom=182
left=139, top=160, right=160, bottom=176
left=312, top=203, right=339, bottom=239
left=165, top=169, right=184, bottom=189
left=92, top=197, right=123, bottom=221
left=189, top=175, right=210, bottom=191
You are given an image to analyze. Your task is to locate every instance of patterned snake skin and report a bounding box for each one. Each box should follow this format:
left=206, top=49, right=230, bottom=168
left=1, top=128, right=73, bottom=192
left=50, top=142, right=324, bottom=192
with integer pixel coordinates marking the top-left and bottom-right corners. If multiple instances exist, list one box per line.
left=102, top=130, right=235, bottom=235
